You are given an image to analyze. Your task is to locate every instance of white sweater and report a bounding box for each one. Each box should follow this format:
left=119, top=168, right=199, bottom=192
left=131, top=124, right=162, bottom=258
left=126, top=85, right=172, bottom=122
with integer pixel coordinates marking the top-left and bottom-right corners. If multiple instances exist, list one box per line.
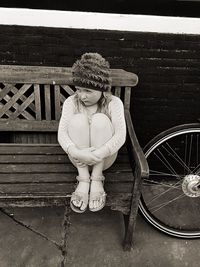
left=58, top=94, right=126, bottom=158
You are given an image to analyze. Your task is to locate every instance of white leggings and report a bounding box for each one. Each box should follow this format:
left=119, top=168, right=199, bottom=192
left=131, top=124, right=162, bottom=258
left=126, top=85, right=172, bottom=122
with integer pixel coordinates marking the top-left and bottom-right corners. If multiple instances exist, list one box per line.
left=68, top=113, right=117, bottom=170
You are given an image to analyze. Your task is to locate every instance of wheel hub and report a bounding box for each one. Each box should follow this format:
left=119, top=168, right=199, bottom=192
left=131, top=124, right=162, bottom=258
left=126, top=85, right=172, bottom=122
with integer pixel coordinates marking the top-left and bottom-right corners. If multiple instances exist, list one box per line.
left=182, top=174, right=200, bottom=197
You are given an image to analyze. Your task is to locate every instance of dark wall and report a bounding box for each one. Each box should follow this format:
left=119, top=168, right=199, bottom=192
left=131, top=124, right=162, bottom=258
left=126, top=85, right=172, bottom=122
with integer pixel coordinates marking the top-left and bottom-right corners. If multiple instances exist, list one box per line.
left=1, top=0, right=200, bottom=17
left=1, top=25, right=200, bottom=147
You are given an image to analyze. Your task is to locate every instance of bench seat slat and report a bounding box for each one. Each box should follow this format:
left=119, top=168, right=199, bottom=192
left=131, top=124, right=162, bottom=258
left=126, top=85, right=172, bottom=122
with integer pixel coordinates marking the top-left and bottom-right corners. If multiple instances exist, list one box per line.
left=0, top=192, right=131, bottom=200
left=0, top=144, right=64, bottom=154
left=0, top=155, right=69, bottom=163
left=0, top=182, right=133, bottom=194
left=0, top=144, right=128, bottom=154
left=0, top=162, right=132, bottom=173
left=0, top=193, right=132, bottom=214
left=0, top=163, right=76, bottom=173
left=0, top=152, right=130, bottom=164
left=0, top=172, right=134, bottom=183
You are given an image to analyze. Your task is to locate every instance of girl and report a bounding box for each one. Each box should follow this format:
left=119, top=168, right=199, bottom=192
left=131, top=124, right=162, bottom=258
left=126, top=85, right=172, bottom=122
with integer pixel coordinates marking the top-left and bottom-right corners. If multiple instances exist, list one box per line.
left=58, top=52, right=126, bottom=213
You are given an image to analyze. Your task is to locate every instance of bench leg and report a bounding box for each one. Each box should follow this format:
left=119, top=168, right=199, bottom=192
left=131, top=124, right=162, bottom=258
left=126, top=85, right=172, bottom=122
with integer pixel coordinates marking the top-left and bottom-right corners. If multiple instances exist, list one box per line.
left=123, top=170, right=143, bottom=251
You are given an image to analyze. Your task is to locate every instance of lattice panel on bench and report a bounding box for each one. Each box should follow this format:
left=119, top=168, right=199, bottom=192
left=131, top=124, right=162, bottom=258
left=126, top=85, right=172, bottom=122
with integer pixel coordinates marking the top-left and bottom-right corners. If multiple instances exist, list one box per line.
left=0, top=83, right=123, bottom=121
left=0, top=83, right=75, bottom=121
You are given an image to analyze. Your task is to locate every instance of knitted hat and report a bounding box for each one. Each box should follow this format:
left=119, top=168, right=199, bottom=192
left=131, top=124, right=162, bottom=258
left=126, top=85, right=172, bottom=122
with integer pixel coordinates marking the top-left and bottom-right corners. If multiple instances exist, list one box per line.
left=72, top=52, right=112, bottom=92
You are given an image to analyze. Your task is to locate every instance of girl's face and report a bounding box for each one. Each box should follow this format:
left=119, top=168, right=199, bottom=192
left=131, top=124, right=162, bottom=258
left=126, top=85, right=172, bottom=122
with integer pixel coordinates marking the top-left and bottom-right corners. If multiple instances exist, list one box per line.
left=76, top=87, right=102, bottom=106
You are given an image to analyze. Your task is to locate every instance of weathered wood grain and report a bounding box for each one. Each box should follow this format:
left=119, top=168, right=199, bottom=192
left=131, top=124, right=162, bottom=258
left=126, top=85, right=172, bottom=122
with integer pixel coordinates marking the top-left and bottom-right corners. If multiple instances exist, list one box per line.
left=124, top=87, right=131, bottom=110
left=0, top=143, right=128, bottom=153
left=0, top=193, right=132, bottom=214
left=0, top=84, right=14, bottom=100
left=0, top=153, right=129, bottom=164
left=0, top=119, right=58, bottom=131
left=0, top=172, right=134, bottom=183
left=54, top=85, right=61, bottom=120
left=11, top=93, right=35, bottom=120
left=114, top=86, right=121, bottom=98
left=0, top=84, right=32, bottom=117
left=44, top=84, right=51, bottom=120
left=0, top=85, right=34, bottom=120
left=34, top=84, right=42, bottom=120
left=0, top=65, right=138, bottom=86
left=0, top=162, right=132, bottom=173
left=0, top=182, right=133, bottom=194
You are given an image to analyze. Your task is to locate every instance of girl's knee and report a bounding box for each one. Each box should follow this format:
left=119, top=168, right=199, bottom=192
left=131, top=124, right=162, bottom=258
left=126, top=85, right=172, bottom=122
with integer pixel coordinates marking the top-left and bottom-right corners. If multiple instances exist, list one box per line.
left=91, top=113, right=113, bottom=132
left=68, top=114, right=90, bottom=147
left=68, top=114, right=88, bottom=130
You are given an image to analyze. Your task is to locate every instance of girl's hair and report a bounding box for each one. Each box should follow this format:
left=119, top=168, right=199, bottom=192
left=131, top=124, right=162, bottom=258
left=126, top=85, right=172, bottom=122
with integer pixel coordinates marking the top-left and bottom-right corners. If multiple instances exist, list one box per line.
left=74, top=91, right=112, bottom=119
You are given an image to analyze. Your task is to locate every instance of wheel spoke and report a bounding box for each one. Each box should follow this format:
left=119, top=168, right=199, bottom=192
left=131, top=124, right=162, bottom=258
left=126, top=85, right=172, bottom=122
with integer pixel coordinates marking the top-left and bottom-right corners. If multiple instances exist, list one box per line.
left=149, top=170, right=183, bottom=179
left=145, top=180, right=183, bottom=206
left=149, top=193, right=186, bottom=213
left=154, top=149, right=178, bottom=177
left=197, top=134, right=199, bottom=169
left=143, top=178, right=182, bottom=190
left=184, top=134, right=188, bottom=176
left=193, top=163, right=200, bottom=175
left=188, top=134, right=193, bottom=173
left=163, top=142, right=192, bottom=173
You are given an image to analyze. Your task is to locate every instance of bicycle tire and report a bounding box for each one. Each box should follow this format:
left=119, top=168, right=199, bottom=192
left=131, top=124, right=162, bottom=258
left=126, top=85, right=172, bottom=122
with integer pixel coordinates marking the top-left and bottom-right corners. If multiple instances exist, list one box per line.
left=139, top=123, right=200, bottom=238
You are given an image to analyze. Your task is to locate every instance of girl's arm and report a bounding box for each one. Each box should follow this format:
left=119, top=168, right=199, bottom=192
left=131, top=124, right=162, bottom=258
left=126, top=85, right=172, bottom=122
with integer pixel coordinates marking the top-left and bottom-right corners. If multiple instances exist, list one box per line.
left=58, top=97, right=101, bottom=165
left=93, top=96, right=126, bottom=159
left=57, top=96, right=76, bottom=154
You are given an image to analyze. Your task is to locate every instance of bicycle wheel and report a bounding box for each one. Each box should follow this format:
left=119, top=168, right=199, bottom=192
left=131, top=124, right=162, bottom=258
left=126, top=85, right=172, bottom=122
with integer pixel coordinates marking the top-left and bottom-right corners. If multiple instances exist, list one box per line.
left=139, top=123, right=200, bottom=238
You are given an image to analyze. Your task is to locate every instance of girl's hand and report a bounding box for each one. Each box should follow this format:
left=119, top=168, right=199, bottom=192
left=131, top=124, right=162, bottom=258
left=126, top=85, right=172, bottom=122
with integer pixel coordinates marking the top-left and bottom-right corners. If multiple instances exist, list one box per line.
left=68, top=146, right=102, bottom=165
left=91, top=149, right=104, bottom=161
left=68, top=145, right=81, bottom=158
left=73, top=158, right=87, bottom=168
left=78, top=148, right=102, bottom=165
left=68, top=146, right=87, bottom=166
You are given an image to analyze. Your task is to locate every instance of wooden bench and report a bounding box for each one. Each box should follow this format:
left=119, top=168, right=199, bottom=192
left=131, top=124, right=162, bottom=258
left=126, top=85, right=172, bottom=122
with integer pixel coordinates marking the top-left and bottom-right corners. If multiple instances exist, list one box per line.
left=0, top=65, right=149, bottom=250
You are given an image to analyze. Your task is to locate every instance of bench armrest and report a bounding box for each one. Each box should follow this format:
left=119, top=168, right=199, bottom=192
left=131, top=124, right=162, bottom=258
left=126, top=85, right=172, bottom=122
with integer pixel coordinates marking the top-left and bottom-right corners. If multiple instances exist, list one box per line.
left=124, top=109, right=149, bottom=179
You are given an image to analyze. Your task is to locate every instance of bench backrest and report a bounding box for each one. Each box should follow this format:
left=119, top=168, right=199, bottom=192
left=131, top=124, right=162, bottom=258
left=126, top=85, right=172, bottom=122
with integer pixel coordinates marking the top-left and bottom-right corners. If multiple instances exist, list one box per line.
left=0, top=65, right=138, bottom=133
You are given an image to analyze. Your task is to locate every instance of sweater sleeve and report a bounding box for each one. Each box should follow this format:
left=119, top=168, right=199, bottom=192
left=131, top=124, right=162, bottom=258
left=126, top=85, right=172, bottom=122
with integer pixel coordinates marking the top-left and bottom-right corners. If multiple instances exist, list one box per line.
left=57, top=96, right=76, bottom=154
left=95, top=96, right=126, bottom=158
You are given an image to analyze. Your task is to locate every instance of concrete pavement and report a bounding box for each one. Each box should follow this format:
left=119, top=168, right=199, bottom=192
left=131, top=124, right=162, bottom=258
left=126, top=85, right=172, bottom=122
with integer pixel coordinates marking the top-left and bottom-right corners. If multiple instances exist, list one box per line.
left=0, top=205, right=199, bottom=267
